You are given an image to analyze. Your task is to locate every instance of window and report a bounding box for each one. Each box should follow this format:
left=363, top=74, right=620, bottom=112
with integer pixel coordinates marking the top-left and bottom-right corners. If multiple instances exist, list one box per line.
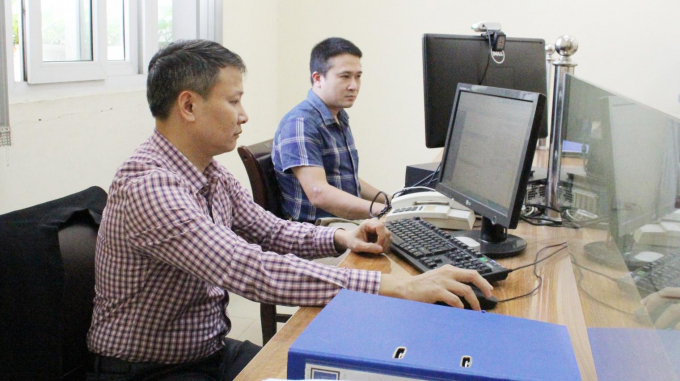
left=157, top=0, right=171, bottom=49
left=5, top=0, right=223, bottom=87
left=11, top=0, right=23, bottom=82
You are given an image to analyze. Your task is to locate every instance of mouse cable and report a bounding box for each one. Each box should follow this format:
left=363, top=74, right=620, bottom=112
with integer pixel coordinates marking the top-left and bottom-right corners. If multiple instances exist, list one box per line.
left=508, top=241, right=568, bottom=272
left=570, top=254, right=655, bottom=316
left=571, top=258, right=637, bottom=316
left=497, top=242, right=568, bottom=303
left=569, top=256, right=619, bottom=282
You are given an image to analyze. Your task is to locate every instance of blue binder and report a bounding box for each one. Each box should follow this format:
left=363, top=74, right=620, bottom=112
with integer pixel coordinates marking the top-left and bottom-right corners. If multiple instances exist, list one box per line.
left=288, top=290, right=581, bottom=380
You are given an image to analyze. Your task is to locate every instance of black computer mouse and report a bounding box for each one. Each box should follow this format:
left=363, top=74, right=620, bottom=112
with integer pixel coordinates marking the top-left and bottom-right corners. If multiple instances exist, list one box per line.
left=436, top=284, right=498, bottom=310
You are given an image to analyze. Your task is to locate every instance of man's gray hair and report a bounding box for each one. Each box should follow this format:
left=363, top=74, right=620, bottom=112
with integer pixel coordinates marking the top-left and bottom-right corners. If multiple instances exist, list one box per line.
left=147, top=39, right=246, bottom=120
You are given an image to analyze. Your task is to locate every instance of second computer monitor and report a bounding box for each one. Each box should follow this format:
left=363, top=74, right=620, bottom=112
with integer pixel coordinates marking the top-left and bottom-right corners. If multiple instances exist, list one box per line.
left=423, top=34, right=547, bottom=148
left=436, top=84, right=545, bottom=258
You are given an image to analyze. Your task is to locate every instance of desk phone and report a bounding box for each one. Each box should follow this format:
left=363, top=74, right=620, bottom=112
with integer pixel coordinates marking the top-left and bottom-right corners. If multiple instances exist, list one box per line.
left=385, top=191, right=475, bottom=230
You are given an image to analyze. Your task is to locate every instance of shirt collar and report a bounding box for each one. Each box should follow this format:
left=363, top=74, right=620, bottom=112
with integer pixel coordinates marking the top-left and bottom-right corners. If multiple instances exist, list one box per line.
left=150, top=130, right=221, bottom=194
left=306, top=89, right=350, bottom=127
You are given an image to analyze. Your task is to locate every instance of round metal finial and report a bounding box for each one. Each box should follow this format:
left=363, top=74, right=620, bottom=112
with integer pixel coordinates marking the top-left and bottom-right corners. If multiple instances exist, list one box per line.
left=554, top=35, right=578, bottom=57
left=545, top=44, right=555, bottom=56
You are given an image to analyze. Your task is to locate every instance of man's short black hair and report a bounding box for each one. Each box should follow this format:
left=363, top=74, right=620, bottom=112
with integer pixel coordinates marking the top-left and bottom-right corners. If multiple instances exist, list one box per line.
left=147, top=39, right=246, bottom=120
left=310, top=37, right=362, bottom=85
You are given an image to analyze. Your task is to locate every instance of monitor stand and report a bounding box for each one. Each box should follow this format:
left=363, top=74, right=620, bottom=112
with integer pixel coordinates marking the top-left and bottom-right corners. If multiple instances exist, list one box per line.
left=455, top=217, right=526, bottom=259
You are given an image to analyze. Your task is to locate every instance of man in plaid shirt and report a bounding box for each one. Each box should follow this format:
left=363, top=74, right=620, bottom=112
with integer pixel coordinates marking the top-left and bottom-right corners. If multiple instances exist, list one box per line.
left=87, top=39, right=493, bottom=381
left=272, top=38, right=389, bottom=223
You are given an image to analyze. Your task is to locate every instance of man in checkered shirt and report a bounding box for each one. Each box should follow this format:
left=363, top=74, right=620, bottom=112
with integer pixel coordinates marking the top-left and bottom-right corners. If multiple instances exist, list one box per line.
left=272, top=38, right=389, bottom=223
left=87, top=39, right=493, bottom=381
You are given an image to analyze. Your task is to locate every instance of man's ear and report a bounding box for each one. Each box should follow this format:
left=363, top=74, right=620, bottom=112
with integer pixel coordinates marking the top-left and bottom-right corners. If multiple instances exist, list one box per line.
left=311, top=72, right=323, bottom=88
left=176, top=90, right=197, bottom=122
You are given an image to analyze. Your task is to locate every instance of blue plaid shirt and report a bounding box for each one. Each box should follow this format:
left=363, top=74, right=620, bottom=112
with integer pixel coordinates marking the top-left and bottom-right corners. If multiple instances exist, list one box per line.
left=272, top=90, right=361, bottom=222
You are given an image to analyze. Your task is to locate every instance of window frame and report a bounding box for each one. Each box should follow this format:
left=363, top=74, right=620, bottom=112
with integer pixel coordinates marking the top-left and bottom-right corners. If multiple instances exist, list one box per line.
left=4, top=0, right=222, bottom=101
left=107, top=0, right=139, bottom=77
left=25, top=0, right=108, bottom=84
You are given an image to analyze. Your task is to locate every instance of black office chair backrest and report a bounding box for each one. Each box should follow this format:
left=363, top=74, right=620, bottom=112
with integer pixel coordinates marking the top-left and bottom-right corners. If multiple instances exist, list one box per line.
left=237, top=140, right=292, bottom=345
left=0, top=187, right=106, bottom=381
left=58, top=213, right=99, bottom=380
left=237, top=139, right=285, bottom=218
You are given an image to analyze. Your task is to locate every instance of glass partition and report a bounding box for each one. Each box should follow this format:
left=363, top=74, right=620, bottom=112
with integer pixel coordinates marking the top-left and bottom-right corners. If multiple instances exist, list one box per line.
left=560, top=74, right=680, bottom=380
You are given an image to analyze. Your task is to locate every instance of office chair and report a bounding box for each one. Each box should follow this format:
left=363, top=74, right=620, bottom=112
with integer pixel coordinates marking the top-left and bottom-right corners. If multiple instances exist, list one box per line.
left=237, top=139, right=292, bottom=345
left=0, top=187, right=106, bottom=380
left=58, top=212, right=99, bottom=380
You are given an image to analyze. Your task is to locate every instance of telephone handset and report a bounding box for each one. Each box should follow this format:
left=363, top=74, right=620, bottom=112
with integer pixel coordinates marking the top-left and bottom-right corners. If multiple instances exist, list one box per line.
left=385, top=191, right=475, bottom=230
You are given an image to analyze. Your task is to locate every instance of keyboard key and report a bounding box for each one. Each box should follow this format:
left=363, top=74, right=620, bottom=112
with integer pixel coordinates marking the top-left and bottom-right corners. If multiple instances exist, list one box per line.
left=386, top=218, right=510, bottom=282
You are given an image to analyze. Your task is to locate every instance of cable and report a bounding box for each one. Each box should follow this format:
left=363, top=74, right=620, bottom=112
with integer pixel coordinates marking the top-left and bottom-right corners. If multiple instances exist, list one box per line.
left=509, top=241, right=569, bottom=272
left=369, top=191, right=392, bottom=219
left=569, top=259, right=619, bottom=282
left=491, top=50, right=506, bottom=64
left=519, top=202, right=598, bottom=230
left=570, top=254, right=636, bottom=316
left=478, top=34, right=493, bottom=85
left=390, top=186, right=438, bottom=200
left=411, top=161, right=442, bottom=188
left=523, top=203, right=562, bottom=213
left=520, top=215, right=563, bottom=227
left=497, top=242, right=568, bottom=303
left=478, top=33, right=506, bottom=86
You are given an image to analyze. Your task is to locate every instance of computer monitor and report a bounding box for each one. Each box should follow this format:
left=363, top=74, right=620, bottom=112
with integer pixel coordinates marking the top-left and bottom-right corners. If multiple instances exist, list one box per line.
left=561, top=75, right=679, bottom=267
left=436, top=84, right=545, bottom=258
left=423, top=34, right=548, bottom=148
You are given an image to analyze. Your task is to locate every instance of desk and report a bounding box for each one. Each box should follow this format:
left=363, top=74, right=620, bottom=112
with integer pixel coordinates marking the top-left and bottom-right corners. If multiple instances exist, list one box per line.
left=235, top=219, right=600, bottom=380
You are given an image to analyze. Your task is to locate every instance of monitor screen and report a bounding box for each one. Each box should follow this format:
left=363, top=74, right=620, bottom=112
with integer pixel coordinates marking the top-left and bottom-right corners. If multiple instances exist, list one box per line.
left=423, top=34, right=547, bottom=148
left=563, top=75, right=678, bottom=240
left=563, top=75, right=680, bottom=265
left=436, top=84, right=544, bottom=258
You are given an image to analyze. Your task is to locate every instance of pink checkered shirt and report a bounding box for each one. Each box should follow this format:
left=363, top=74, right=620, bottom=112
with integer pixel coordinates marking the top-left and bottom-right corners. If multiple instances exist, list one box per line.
left=87, top=130, right=381, bottom=363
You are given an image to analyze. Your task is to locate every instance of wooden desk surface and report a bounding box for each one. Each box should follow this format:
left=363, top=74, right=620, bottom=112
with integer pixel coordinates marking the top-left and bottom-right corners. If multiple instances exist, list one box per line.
left=235, top=221, right=599, bottom=380
left=236, top=155, right=607, bottom=380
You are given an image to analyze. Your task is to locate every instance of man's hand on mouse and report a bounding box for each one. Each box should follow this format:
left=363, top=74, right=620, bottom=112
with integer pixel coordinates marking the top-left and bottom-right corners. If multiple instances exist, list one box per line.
left=379, top=265, right=494, bottom=311
left=333, top=218, right=392, bottom=254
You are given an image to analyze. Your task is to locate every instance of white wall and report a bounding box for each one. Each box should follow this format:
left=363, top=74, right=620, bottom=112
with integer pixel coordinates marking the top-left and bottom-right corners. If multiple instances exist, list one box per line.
left=0, top=1, right=280, bottom=214
left=0, top=91, right=153, bottom=214
left=275, top=0, right=680, bottom=195
left=1, top=0, right=678, bottom=214
left=215, top=0, right=279, bottom=186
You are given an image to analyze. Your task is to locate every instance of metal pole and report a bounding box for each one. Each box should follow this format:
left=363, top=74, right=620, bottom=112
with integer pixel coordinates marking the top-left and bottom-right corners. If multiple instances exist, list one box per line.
left=538, top=44, right=555, bottom=149
left=0, top=0, right=11, bottom=147
left=546, top=36, right=578, bottom=218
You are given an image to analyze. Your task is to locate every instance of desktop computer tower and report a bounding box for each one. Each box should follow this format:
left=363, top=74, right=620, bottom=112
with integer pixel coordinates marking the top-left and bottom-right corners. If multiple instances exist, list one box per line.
left=405, top=162, right=440, bottom=188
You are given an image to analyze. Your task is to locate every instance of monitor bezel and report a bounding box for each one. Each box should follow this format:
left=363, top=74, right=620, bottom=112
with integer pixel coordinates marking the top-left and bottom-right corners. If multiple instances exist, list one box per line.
left=422, top=33, right=547, bottom=148
left=436, top=83, right=545, bottom=229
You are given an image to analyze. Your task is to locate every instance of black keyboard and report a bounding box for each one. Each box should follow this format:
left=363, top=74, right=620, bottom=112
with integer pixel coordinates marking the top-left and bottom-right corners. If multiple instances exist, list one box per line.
left=386, top=217, right=510, bottom=282
left=629, top=255, right=680, bottom=298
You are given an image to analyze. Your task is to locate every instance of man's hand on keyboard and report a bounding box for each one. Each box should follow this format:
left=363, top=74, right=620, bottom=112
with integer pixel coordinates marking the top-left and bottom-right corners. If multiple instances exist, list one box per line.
left=379, top=265, right=494, bottom=311
left=642, top=287, right=680, bottom=329
left=333, top=218, right=392, bottom=254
